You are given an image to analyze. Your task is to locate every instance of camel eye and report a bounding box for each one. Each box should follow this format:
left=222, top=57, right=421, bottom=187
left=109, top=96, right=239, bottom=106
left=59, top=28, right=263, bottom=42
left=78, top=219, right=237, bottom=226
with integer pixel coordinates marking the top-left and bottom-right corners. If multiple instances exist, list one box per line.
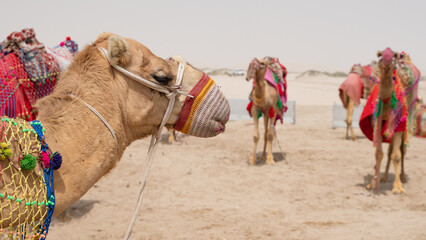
left=152, top=74, right=172, bottom=85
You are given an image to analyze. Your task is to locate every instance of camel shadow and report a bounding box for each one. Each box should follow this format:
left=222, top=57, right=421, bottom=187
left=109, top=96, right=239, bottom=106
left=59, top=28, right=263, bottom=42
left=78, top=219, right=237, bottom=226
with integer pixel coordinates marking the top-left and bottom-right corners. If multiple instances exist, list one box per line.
left=251, top=152, right=287, bottom=166
left=356, top=173, right=408, bottom=195
left=53, top=199, right=100, bottom=223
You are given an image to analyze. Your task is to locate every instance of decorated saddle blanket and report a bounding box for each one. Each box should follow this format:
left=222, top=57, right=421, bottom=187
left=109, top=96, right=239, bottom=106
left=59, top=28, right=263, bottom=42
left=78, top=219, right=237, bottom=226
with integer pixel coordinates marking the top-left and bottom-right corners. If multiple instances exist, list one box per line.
left=414, top=104, right=426, bottom=138
left=359, top=71, right=407, bottom=145
left=0, top=28, right=78, bottom=121
left=339, top=73, right=363, bottom=107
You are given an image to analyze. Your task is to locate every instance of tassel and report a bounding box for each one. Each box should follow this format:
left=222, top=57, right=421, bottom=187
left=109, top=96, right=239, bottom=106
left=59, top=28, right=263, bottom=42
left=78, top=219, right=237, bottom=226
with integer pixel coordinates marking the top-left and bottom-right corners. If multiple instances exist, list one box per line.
left=277, top=98, right=283, bottom=109
left=257, top=110, right=263, bottom=119
left=246, top=101, right=253, bottom=113
left=375, top=99, right=382, bottom=119
left=40, top=152, right=50, bottom=168
left=51, top=152, right=62, bottom=170
left=20, top=154, right=37, bottom=170
left=272, top=72, right=279, bottom=84
left=391, top=91, right=397, bottom=109
left=269, top=107, right=275, bottom=118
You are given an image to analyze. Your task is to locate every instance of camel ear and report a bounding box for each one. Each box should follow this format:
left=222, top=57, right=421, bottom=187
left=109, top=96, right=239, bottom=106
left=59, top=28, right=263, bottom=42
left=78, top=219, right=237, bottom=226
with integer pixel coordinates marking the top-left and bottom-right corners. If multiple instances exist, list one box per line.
left=393, top=52, right=399, bottom=59
left=377, top=51, right=382, bottom=58
left=108, top=35, right=131, bottom=66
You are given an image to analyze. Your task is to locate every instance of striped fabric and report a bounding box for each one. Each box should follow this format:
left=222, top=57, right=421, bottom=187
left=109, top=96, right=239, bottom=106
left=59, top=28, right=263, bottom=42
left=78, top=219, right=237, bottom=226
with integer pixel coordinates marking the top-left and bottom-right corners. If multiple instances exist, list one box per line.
left=174, top=73, right=230, bottom=137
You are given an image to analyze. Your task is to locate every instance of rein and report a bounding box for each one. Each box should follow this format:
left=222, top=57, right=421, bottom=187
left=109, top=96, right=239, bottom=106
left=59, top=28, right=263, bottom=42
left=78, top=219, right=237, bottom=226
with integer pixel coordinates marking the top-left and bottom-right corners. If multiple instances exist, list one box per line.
left=96, top=47, right=192, bottom=239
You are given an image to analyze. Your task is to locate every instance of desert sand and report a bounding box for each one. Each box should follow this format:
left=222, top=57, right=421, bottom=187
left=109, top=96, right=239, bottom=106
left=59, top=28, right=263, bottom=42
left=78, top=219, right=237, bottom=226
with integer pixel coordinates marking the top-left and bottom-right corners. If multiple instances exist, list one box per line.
left=48, top=72, right=426, bottom=240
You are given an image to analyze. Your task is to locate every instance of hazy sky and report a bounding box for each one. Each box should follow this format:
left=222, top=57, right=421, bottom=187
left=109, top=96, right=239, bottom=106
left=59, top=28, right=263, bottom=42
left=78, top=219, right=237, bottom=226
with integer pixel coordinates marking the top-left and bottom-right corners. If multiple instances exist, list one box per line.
left=1, top=0, right=426, bottom=72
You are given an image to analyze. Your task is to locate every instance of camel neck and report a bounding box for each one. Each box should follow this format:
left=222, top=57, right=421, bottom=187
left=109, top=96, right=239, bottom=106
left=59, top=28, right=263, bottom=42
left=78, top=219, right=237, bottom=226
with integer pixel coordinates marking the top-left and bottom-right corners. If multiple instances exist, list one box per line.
left=379, top=67, right=394, bottom=100
left=36, top=74, right=129, bottom=215
left=254, top=69, right=266, bottom=100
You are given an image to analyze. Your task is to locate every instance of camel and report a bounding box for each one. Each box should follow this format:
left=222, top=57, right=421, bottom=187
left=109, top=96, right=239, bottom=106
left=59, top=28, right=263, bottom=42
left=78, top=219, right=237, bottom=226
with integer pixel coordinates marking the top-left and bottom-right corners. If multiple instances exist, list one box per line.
left=246, top=57, right=287, bottom=165
left=0, top=33, right=230, bottom=237
left=379, top=52, right=421, bottom=185
left=359, top=48, right=408, bottom=194
left=339, top=62, right=376, bottom=140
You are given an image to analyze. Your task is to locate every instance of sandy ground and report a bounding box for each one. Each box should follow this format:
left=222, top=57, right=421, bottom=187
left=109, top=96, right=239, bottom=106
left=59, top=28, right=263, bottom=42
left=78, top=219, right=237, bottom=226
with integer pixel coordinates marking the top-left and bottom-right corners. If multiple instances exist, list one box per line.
left=48, top=74, right=426, bottom=240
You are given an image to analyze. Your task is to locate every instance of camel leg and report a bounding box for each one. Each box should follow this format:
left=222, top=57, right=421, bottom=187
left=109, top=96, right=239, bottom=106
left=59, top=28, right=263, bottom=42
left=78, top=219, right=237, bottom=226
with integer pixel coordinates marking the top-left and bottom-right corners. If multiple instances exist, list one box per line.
left=261, top=115, right=269, bottom=161
left=346, top=98, right=356, bottom=141
left=400, top=141, right=407, bottom=183
left=367, top=137, right=383, bottom=191
left=390, top=133, right=405, bottom=194
left=381, top=144, right=392, bottom=183
left=249, top=107, right=260, bottom=165
left=265, top=115, right=276, bottom=164
left=168, top=129, right=175, bottom=144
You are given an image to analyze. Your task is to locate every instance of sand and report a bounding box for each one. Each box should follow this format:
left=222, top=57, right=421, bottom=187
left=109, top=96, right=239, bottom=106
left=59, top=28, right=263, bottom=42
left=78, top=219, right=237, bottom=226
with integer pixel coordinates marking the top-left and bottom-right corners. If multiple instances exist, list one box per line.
left=48, top=73, right=426, bottom=240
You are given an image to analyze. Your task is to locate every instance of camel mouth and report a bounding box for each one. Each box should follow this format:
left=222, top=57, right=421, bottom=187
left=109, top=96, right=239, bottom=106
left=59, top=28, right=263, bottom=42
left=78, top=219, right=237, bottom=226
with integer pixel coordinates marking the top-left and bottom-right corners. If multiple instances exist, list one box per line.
left=214, top=109, right=230, bottom=135
left=214, top=121, right=226, bottom=134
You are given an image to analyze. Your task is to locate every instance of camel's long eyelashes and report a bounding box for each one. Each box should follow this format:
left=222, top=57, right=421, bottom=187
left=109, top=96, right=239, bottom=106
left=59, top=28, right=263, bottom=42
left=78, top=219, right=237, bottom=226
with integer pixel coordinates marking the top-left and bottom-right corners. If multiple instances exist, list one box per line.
left=152, top=74, right=172, bottom=85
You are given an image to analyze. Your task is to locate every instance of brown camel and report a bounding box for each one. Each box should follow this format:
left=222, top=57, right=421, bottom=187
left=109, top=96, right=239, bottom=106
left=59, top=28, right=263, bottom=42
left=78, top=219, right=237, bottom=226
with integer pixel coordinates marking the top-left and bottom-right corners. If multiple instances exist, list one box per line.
left=339, top=63, right=376, bottom=140
left=360, top=48, right=407, bottom=194
left=380, top=52, right=420, bottom=185
left=246, top=57, right=286, bottom=165
left=0, top=33, right=230, bottom=234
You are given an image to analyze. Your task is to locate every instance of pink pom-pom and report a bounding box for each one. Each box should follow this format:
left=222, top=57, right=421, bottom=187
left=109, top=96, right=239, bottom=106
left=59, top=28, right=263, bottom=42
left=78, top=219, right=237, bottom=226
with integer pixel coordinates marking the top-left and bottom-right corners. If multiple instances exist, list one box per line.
left=60, top=42, right=65, bottom=47
left=66, top=36, right=71, bottom=41
left=41, top=152, right=50, bottom=168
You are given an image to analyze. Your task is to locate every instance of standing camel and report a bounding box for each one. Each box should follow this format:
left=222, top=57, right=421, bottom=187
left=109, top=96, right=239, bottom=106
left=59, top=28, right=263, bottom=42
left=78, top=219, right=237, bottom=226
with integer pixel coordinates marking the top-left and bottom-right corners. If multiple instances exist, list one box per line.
left=359, top=48, right=407, bottom=194
left=246, top=57, right=287, bottom=165
left=0, top=33, right=230, bottom=237
left=339, top=62, right=376, bottom=140
left=380, top=51, right=421, bottom=184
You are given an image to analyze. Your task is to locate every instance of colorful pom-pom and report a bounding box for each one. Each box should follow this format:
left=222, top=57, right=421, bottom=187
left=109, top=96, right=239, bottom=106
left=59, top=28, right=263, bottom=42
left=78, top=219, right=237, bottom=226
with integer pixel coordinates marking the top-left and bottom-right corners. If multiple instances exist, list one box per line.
left=20, top=154, right=37, bottom=170
left=66, top=36, right=71, bottom=41
left=60, top=42, right=65, bottom=47
left=0, top=142, right=12, bottom=160
left=40, top=152, right=50, bottom=168
left=51, top=152, right=62, bottom=170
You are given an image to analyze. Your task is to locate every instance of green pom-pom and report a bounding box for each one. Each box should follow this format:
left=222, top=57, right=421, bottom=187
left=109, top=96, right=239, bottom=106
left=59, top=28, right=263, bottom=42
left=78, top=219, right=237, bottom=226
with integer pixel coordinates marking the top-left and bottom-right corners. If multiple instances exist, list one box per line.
left=20, top=154, right=37, bottom=170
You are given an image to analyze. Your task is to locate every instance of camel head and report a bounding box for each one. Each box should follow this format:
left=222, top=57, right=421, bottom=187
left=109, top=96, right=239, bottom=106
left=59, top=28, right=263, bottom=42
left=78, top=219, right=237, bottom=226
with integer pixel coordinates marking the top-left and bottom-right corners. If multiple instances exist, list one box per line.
left=92, top=33, right=230, bottom=139
left=246, top=58, right=267, bottom=81
left=377, top=47, right=398, bottom=73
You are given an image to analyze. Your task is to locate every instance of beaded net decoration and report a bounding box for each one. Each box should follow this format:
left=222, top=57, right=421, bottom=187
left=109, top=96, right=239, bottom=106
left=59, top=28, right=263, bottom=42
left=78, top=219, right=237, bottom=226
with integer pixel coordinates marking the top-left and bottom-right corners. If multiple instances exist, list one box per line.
left=0, top=118, right=60, bottom=239
left=0, top=28, right=78, bottom=121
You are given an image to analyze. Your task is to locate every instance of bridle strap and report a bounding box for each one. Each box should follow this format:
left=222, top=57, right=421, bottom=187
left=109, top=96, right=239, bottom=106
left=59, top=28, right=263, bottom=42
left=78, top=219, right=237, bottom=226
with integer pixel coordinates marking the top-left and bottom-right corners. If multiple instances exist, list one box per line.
left=69, top=94, right=118, bottom=142
left=98, top=47, right=193, bottom=98
left=96, top=47, right=190, bottom=239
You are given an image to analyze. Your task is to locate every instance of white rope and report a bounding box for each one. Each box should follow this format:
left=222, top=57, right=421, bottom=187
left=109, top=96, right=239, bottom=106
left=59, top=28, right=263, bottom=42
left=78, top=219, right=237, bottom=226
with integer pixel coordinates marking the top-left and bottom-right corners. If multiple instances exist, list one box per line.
left=69, top=94, right=117, bottom=142
left=96, top=46, right=188, bottom=239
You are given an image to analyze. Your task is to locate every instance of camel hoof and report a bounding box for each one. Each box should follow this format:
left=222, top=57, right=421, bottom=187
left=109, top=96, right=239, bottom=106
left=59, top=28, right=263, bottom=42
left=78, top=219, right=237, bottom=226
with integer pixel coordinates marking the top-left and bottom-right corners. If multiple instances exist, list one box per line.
left=366, top=183, right=372, bottom=190
left=249, top=156, right=256, bottom=165
left=352, top=137, right=357, bottom=141
left=400, top=174, right=407, bottom=183
left=392, top=184, right=405, bottom=194
left=265, top=155, right=275, bottom=165
left=380, top=176, right=388, bottom=183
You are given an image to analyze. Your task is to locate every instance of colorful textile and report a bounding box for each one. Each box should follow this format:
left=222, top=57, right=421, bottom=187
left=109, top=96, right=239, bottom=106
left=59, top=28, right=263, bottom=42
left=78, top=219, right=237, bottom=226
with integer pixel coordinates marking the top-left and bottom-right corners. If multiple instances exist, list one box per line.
left=174, top=73, right=230, bottom=137
left=359, top=70, right=407, bottom=145
left=414, top=104, right=426, bottom=137
left=246, top=57, right=288, bottom=125
left=339, top=73, right=364, bottom=107
left=0, top=118, right=59, bottom=239
left=0, top=28, right=77, bottom=121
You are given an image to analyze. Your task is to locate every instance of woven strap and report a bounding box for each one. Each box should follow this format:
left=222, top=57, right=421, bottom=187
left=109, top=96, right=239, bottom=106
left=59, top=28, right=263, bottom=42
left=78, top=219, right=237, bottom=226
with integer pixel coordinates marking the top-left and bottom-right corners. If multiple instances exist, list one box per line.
left=30, top=120, right=55, bottom=239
